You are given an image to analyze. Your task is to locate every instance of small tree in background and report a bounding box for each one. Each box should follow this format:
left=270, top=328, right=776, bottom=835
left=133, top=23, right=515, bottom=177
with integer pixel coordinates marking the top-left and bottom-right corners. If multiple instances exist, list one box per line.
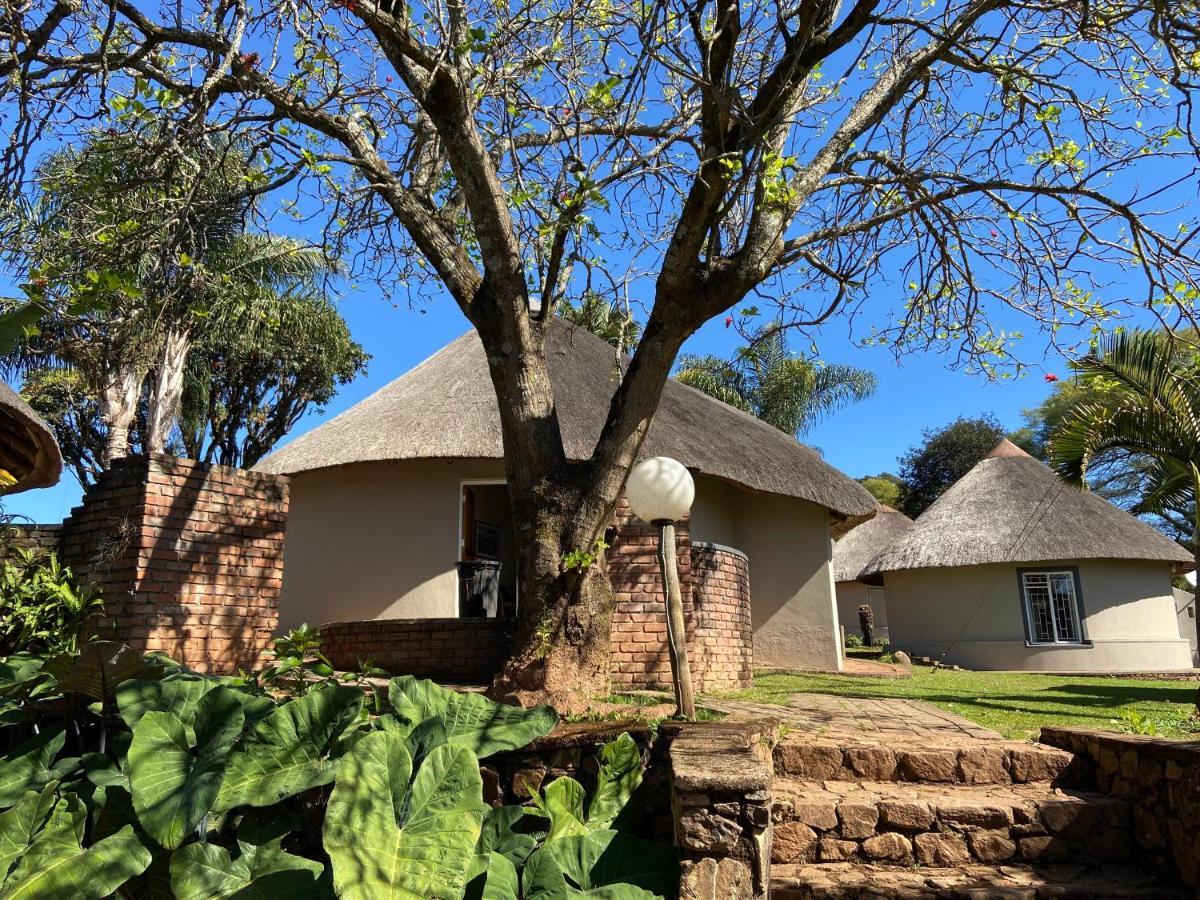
left=859, top=473, right=903, bottom=509
left=677, top=324, right=877, bottom=438
left=558, top=294, right=641, bottom=354
left=898, top=415, right=1008, bottom=517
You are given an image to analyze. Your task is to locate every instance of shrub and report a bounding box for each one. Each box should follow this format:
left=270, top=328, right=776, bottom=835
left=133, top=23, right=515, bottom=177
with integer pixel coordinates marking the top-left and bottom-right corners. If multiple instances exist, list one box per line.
left=0, top=642, right=679, bottom=898
left=844, top=632, right=864, bottom=648
left=0, top=545, right=102, bottom=656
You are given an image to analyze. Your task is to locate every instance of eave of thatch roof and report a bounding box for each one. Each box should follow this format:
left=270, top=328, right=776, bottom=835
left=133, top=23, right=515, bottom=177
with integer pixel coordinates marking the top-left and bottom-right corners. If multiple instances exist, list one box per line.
left=863, top=439, right=1194, bottom=577
left=257, top=319, right=877, bottom=523
left=0, top=381, right=62, bottom=494
left=833, top=506, right=914, bottom=583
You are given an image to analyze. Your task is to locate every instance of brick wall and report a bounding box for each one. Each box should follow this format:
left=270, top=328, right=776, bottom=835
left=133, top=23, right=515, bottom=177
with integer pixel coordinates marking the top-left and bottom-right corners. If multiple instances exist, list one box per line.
left=320, top=618, right=513, bottom=683
left=606, top=501, right=697, bottom=691
left=692, top=543, right=753, bottom=692
left=2, top=523, right=63, bottom=556
left=59, top=453, right=287, bottom=673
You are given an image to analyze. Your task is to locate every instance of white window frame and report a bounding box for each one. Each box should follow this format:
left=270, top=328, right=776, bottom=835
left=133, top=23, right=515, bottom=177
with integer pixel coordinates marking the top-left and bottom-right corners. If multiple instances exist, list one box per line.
left=1019, top=569, right=1086, bottom=646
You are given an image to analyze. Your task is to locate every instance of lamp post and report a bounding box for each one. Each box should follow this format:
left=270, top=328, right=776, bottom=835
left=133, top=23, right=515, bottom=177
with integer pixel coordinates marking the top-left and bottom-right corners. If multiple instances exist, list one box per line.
left=625, top=456, right=696, bottom=720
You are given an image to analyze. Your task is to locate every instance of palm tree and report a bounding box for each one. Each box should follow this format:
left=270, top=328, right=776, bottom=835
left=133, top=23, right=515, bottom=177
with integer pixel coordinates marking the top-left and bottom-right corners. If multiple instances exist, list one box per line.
left=675, top=323, right=878, bottom=437
left=1, top=134, right=338, bottom=464
left=558, top=294, right=640, bottom=353
left=1049, top=329, right=1200, bottom=573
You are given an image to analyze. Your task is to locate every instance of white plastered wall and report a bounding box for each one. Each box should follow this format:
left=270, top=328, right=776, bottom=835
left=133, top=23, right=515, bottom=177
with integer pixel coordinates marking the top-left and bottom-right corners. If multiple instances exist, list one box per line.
left=882, top=559, right=1191, bottom=671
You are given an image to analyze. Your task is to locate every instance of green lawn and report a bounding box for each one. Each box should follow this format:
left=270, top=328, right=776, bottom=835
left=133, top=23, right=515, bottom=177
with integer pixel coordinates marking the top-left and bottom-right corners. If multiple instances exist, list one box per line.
left=727, top=669, right=1200, bottom=740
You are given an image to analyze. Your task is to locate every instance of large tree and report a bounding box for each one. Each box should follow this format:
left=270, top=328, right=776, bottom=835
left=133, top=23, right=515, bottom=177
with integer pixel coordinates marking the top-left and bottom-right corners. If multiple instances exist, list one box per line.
left=897, top=415, right=1008, bottom=516
left=4, top=0, right=1199, bottom=702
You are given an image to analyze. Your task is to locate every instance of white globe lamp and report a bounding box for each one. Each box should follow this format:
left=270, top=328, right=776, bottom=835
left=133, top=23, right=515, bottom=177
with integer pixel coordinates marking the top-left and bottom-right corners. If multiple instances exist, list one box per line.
left=624, top=456, right=696, bottom=719
left=625, top=457, right=694, bottom=524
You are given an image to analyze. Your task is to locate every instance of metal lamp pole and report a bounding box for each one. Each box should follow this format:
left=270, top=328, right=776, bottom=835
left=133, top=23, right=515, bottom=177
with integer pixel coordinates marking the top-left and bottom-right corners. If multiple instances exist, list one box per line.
left=625, top=457, right=697, bottom=721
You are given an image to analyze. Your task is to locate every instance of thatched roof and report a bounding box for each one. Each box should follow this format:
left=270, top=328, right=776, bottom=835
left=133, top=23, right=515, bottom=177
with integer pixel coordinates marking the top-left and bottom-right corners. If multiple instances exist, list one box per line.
left=833, top=506, right=913, bottom=583
left=0, top=381, right=62, bottom=493
left=863, top=439, right=1194, bottom=576
left=257, top=320, right=876, bottom=523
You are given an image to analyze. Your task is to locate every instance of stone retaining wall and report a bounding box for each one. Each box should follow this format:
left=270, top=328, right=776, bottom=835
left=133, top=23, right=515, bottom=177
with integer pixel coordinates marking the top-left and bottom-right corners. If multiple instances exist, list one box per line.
left=58, top=453, right=287, bottom=672
left=1040, top=725, right=1200, bottom=887
left=320, top=618, right=513, bottom=683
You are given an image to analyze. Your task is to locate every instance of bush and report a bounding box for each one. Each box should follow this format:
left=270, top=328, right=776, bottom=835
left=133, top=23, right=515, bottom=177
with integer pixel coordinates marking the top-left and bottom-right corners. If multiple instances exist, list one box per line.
left=0, top=545, right=102, bottom=656
left=844, top=633, right=864, bottom=648
left=0, top=640, right=679, bottom=899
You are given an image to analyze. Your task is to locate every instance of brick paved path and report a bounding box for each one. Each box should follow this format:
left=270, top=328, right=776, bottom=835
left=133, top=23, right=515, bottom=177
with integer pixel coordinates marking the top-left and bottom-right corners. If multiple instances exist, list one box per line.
left=704, top=692, right=1001, bottom=743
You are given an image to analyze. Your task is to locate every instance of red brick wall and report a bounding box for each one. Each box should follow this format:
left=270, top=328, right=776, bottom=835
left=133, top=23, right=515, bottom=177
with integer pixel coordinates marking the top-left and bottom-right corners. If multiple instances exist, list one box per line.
left=320, top=619, right=512, bottom=683
left=691, top=542, right=753, bottom=692
left=59, top=453, right=287, bottom=673
left=606, top=501, right=696, bottom=691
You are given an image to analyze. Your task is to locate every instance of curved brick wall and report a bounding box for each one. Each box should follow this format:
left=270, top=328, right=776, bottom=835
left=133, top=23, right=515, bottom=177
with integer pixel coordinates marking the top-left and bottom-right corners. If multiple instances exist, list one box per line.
left=691, top=542, right=753, bottom=691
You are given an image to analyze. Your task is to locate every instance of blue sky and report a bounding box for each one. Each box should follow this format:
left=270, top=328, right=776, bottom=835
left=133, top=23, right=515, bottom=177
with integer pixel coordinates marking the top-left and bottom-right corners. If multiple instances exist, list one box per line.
left=2, top=279, right=1074, bottom=524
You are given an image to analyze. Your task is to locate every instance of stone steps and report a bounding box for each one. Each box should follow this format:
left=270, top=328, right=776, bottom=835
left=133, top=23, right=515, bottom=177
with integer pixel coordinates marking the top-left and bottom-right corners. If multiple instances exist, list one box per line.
left=770, top=862, right=1188, bottom=899
left=774, top=737, right=1082, bottom=786
left=771, top=779, right=1133, bottom=869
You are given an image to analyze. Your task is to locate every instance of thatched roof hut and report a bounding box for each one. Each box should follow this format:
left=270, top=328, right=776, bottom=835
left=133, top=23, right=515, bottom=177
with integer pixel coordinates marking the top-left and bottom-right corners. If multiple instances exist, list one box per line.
left=258, top=320, right=876, bottom=526
left=863, top=439, right=1194, bottom=577
left=0, top=381, right=62, bottom=494
left=833, top=506, right=913, bottom=583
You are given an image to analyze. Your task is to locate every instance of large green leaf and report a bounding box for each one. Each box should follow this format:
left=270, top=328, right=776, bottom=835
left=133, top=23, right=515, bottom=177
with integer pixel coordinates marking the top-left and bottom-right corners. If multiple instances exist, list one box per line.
left=586, top=733, right=643, bottom=829
left=0, top=785, right=57, bottom=879
left=170, top=839, right=328, bottom=900
left=0, top=818, right=151, bottom=900
left=323, top=731, right=486, bottom=900
left=388, top=676, right=558, bottom=758
left=116, top=675, right=218, bottom=730
left=42, top=643, right=164, bottom=702
left=533, top=776, right=588, bottom=842
left=215, top=683, right=363, bottom=812
left=523, top=830, right=678, bottom=900
left=477, top=804, right=545, bottom=867
left=463, top=851, right=519, bottom=900
left=128, top=686, right=245, bottom=848
left=0, top=730, right=65, bottom=809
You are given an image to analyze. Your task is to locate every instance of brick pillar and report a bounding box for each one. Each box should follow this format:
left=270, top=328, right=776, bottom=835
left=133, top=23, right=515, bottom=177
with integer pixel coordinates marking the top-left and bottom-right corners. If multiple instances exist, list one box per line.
left=59, top=453, right=288, bottom=673
left=605, top=500, right=696, bottom=691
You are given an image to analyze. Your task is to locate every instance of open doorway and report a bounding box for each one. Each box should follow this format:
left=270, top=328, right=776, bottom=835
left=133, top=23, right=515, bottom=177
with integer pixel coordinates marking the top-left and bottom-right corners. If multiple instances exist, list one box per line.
left=459, top=481, right=518, bottom=618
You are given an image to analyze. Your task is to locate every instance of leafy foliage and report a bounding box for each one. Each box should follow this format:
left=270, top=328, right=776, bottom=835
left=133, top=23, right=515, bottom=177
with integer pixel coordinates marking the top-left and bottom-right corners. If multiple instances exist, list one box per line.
left=0, top=547, right=102, bottom=657
left=857, top=474, right=903, bottom=509
left=558, top=295, right=640, bottom=355
left=0, top=636, right=676, bottom=898
left=1049, top=329, right=1200, bottom=565
left=676, top=323, right=877, bottom=438
left=896, top=415, right=1009, bottom=517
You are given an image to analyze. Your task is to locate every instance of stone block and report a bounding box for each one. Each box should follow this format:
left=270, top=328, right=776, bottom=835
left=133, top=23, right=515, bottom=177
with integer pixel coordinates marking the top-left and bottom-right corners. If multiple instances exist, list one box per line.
left=679, top=857, right=754, bottom=900
left=790, top=799, right=839, bottom=832
left=935, top=801, right=1013, bottom=830
left=899, top=750, right=958, bottom=783
left=817, top=837, right=859, bottom=862
left=679, top=809, right=743, bottom=855
left=1017, top=835, right=1070, bottom=861
left=772, top=822, right=817, bottom=864
left=861, top=832, right=912, bottom=861
left=914, top=832, right=971, bottom=866
left=1037, top=797, right=1098, bottom=836
left=775, top=743, right=843, bottom=780
left=1009, top=748, right=1071, bottom=784
left=968, top=829, right=1017, bottom=863
left=958, top=747, right=1009, bottom=784
left=845, top=746, right=898, bottom=781
left=878, top=800, right=934, bottom=831
left=837, top=802, right=879, bottom=840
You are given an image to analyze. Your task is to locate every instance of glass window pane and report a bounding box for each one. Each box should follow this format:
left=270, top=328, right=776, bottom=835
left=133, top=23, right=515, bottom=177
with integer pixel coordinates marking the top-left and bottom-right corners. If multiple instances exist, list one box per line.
left=1022, top=574, right=1055, bottom=642
left=1022, top=571, right=1082, bottom=644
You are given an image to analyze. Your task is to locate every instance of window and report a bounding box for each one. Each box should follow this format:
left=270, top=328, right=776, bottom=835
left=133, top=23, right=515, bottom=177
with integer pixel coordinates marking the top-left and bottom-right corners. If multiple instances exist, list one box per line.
left=1021, top=570, right=1084, bottom=644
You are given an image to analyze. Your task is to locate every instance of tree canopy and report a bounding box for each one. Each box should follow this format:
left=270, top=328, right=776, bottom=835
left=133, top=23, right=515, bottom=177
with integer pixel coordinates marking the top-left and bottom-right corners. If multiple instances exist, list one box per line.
left=897, top=415, right=1009, bottom=517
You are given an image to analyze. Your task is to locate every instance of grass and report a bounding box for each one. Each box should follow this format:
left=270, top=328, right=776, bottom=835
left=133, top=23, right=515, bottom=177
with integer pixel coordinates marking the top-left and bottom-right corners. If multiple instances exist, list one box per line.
left=727, top=668, right=1200, bottom=740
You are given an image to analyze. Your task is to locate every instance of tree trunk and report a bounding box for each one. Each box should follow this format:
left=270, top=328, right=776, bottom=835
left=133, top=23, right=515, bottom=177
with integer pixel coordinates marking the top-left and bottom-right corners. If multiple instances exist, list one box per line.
left=98, top=364, right=144, bottom=466
left=146, top=327, right=191, bottom=453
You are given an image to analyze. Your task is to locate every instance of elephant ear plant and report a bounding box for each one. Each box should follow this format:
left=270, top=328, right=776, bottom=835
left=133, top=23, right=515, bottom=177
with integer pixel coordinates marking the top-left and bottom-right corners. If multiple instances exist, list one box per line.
left=0, top=650, right=681, bottom=898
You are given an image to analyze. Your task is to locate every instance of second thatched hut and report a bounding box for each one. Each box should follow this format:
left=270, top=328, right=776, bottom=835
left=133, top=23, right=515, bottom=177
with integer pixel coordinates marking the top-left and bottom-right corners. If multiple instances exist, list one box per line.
left=862, top=439, right=1195, bottom=672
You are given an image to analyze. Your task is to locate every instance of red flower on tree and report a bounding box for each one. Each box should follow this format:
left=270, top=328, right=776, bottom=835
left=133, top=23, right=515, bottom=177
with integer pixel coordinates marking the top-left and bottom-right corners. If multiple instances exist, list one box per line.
left=1044, top=373, right=1059, bottom=382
